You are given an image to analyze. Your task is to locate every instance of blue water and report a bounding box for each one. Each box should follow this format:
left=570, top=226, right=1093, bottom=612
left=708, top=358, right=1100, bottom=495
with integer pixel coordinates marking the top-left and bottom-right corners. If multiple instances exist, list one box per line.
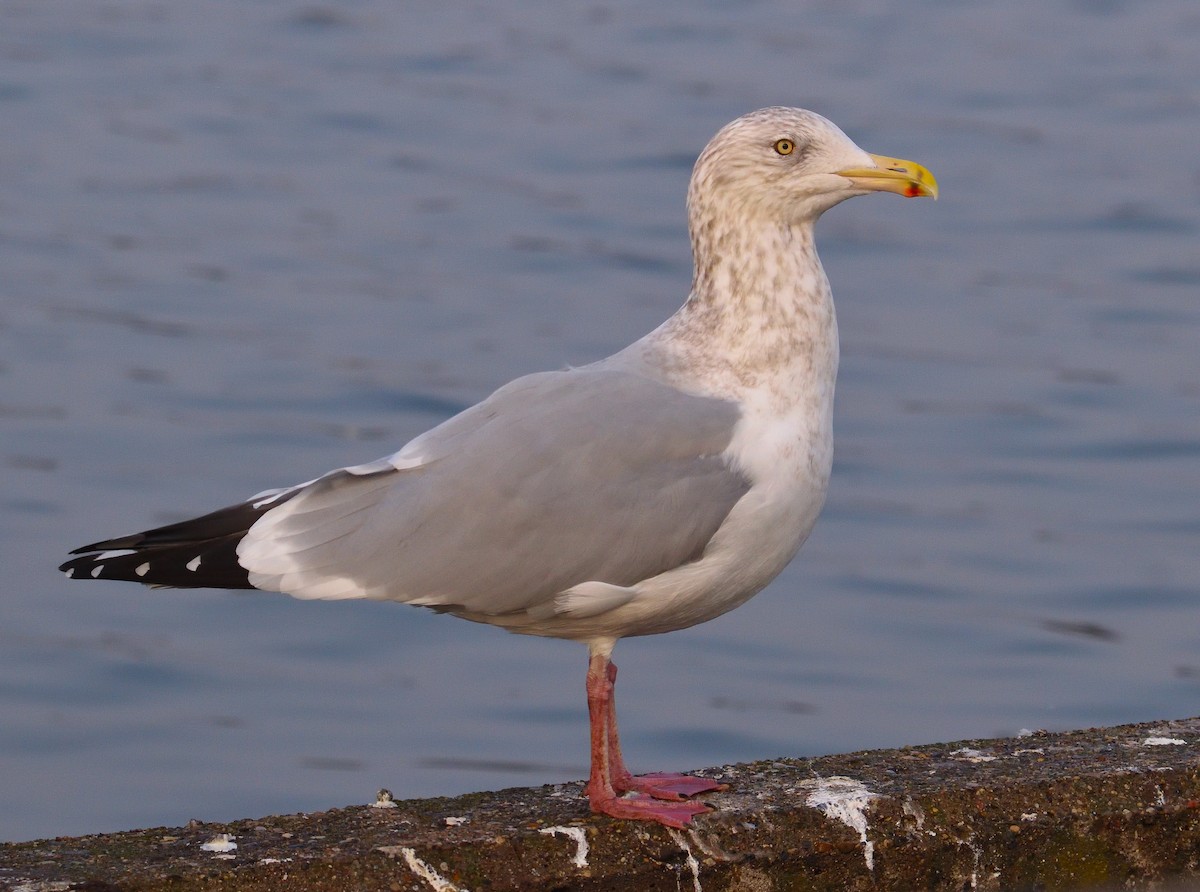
left=2, top=0, right=1198, bottom=843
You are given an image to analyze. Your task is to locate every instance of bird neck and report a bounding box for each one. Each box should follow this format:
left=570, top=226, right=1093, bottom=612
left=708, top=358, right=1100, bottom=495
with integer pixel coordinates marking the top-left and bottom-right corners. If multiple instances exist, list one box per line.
left=639, top=215, right=838, bottom=398
left=690, top=213, right=823, bottom=304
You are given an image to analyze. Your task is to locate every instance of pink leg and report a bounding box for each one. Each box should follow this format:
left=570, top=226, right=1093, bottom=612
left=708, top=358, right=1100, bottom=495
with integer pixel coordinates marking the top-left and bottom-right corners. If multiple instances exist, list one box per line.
left=603, top=660, right=727, bottom=800
left=585, top=647, right=722, bottom=828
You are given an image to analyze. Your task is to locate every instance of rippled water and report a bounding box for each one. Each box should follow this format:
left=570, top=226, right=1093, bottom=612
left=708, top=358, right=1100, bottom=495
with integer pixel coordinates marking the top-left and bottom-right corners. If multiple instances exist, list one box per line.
left=2, top=0, right=1198, bottom=842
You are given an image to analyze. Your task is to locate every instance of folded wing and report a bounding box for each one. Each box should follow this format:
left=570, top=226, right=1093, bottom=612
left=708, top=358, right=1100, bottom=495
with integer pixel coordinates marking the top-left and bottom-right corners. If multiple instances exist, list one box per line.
left=63, top=368, right=751, bottom=618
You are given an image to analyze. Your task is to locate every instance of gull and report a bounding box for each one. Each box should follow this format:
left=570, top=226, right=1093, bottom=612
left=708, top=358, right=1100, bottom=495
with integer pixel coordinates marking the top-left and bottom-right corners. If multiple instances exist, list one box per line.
left=60, top=107, right=936, bottom=827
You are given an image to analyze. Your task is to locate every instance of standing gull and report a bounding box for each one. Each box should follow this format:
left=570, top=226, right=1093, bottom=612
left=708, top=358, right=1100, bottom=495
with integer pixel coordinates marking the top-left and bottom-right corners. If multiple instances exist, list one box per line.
left=61, top=107, right=936, bottom=828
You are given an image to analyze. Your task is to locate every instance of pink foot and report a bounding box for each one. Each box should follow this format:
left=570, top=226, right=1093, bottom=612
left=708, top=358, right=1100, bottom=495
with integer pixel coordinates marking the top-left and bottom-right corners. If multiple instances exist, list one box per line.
left=591, top=791, right=713, bottom=828
left=619, top=771, right=728, bottom=801
left=584, top=651, right=725, bottom=827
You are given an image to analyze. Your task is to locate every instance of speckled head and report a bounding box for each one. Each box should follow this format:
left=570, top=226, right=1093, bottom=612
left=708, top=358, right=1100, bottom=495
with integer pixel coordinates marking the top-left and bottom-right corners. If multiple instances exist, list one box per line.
left=688, top=107, right=936, bottom=229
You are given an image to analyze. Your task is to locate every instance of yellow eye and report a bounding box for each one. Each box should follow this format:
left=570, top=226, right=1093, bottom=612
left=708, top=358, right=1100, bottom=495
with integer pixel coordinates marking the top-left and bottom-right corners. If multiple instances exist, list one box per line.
left=773, top=138, right=795, bottom=156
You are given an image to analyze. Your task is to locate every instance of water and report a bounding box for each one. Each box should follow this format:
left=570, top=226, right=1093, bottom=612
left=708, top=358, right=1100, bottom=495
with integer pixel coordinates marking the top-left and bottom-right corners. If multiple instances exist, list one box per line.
left=2, top=0, right=1198, bottom=843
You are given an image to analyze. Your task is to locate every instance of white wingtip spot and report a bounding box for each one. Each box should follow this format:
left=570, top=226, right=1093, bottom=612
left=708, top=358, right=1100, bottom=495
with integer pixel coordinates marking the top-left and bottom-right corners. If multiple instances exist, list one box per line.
left=90, top=566, right=103, bottom=578
left=64, top=568, right=75, bottom=578
left=135, top=562, right=150, bottom=577
left=186, top=555, right=202, bottom=572
left=96, top=549, right=136, bottom=560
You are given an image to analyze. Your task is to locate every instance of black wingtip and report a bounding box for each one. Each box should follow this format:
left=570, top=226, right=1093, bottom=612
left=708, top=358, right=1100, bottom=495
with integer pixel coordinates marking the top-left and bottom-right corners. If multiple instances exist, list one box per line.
left=67, top=535, right=141, bottom=556
left=59, top=539, right=257, bottom=589
left=59, top=548, right=146, bottom=583
left=57, top=493, right=302, bottom=589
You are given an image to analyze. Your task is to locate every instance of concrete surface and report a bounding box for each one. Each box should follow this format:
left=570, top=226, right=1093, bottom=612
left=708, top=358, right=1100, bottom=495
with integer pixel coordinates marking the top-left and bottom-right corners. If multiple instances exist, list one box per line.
left=4, top=716, right=1200, bottom=891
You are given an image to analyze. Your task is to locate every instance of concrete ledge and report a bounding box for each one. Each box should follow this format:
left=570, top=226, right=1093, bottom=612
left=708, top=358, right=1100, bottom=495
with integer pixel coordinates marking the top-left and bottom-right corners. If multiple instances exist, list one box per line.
left=4, top=717, right=1200, bottom=891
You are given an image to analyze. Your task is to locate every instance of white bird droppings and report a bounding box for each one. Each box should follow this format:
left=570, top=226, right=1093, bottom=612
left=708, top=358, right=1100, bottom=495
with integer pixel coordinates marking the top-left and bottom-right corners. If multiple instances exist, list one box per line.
left=667, top=828, right=702, bottom=892
left=1143, top=736, right=1186, bottom=746
left=951, top=747, right=998, bottom=763
left=902, top=797, right=926, bottom=830
left=799, top=776, right=882, bottom=871
left=397, top=847, right=462, bottom=892
left=539, top=825, right=589, bottom=869
left=444, top=816, right=469, bottom=827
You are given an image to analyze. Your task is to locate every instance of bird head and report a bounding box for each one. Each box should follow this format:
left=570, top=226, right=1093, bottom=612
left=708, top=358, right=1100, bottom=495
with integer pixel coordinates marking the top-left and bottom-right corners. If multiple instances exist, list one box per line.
left=688, top=107, right=936, bottom=228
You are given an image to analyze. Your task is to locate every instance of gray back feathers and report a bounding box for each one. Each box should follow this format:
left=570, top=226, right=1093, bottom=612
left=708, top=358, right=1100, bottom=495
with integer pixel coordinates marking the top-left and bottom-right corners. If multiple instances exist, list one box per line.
left=238, top=368, right=749, bottom=615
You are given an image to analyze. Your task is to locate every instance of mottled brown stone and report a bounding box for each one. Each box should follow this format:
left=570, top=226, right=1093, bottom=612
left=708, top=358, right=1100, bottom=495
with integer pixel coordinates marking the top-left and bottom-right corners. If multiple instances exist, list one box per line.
left=5, top=717, right=1200, bottom=891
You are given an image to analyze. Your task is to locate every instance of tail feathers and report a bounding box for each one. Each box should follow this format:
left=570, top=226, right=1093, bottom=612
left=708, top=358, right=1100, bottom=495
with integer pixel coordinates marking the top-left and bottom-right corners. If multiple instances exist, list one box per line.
left=60, top=495, right=298, bottom=590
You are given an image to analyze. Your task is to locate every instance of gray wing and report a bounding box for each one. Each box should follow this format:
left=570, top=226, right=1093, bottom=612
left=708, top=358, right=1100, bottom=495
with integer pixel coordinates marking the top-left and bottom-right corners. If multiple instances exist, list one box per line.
left=237, top=368, right=749, bottom=615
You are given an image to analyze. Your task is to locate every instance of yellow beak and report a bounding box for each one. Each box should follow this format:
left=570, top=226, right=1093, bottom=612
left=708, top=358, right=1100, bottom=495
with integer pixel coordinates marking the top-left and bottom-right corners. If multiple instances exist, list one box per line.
left=837, top=153, right=938, bottom=199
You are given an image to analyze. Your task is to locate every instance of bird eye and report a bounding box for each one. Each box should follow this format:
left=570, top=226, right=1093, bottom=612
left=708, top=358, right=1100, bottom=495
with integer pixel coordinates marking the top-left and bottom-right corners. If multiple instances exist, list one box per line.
left=773, top=138, right=795, bottom=156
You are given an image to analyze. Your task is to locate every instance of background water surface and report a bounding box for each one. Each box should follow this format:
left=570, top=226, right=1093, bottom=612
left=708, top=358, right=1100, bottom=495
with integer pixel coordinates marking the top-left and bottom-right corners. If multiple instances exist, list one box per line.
left=2, top=0, right=1199, bottom=843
